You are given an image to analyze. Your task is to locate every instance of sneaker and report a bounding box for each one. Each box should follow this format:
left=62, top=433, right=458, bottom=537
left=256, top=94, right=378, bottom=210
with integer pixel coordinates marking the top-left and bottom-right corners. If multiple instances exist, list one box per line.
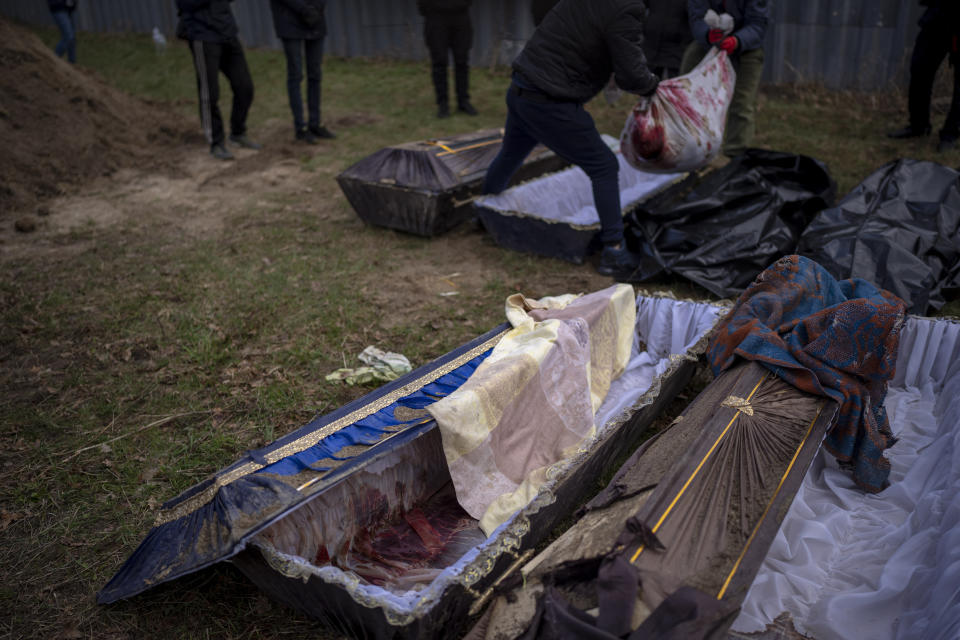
left=458, top=101, right=478, bottom=116
left=228, top=134, right=262, bottom=150
left=437, top=104, right=450, bottom=119
left=296, top=128, right=318, bottom=144
left=210, top=143, right=234, bottom=161
left=887, top=125, right=931, bottom=139
left=937, top=137, right=957, bottom=153
left=596, top=244, right=640, bottom=279
left=308, top=125, right=336, bottom=140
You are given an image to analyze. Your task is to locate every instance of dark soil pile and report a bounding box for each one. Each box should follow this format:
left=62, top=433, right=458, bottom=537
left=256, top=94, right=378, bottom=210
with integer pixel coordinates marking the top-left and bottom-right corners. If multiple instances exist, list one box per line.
left=0, top=18, right=192, bottom=218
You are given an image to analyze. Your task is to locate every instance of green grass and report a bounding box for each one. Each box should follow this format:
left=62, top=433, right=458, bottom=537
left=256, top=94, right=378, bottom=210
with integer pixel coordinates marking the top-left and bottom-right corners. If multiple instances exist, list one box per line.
left=3, top=25, right=959, bottom=640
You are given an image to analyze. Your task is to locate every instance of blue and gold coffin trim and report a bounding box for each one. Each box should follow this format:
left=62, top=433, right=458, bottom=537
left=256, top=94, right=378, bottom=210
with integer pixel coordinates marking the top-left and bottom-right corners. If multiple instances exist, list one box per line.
left=97, top=324, right=510, bottom=604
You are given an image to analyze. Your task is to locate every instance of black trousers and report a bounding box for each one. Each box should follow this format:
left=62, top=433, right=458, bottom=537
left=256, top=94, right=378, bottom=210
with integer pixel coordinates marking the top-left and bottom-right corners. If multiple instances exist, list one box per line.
left=188, top=38, right=254, bottom=147
left=483, top=84, right=624, bottom=245
left=282, top=37, right=324, bottom=131
left=424, top=13, right=473, bottom=106
left=909, top=17, right=960, bottom=142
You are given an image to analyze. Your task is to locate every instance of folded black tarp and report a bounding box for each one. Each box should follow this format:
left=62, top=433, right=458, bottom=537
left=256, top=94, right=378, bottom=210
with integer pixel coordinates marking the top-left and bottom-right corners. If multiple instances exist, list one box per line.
left=622, top=149, right=837, bottom=298
left=797, top=158, right=960, bottom=314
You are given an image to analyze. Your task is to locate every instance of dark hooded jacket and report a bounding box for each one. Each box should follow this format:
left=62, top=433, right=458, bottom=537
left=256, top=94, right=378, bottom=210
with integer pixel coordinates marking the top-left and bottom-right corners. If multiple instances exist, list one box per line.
left=175, top=0, right=239, bottom=42
left=513, top=0, right=659, bottom=103
left=531, top=0, right=560, bottom=26
left=687, top=0, right=769, bottom=52
left=643, top=0, right=691, bottom=71
left=269, top=0, right=327, bottom=40
left=416, top=0, right=471, bottom=17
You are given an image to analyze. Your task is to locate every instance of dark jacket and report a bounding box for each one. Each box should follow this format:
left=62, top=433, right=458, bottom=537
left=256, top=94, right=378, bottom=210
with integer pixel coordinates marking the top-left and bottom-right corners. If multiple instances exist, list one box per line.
left=643, top=0, right=690, bottom=71
left=919, top=0, right=960, bottom=32
left=531, top=0, right=559, bottom=26
left=47, top=0, right=76, bottom=12
left=269, top=0, right=327, bottom=40
left=175, top=0, right=239, bottom=42
left=513, top=0, right=659, bottom=103
left=416, top=0, right=471, bottom=17
left=687, top=0, right=769, bottom=52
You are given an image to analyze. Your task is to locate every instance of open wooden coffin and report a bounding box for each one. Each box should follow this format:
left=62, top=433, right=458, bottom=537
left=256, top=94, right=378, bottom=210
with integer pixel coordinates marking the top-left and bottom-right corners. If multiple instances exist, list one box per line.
left=474, top=145, right=688, bottom=264
left=729, top=314, right=960, bottom=640
left=469, top=360, right=838, bottom=640
left=98, top=293, right=724, bottom=640
left=336, top=129, right=567, bottom=237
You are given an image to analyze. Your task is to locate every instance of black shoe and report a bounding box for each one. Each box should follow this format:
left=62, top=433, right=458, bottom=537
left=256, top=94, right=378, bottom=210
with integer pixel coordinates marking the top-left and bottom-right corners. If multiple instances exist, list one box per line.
left=210, top=143, right=234, bottom=161
left=887, top=125, right=931, bottom=139
left=228, top=134, right=262, bottom=150
left=309, top=125, right=336, bottom=139
left=458, top=101, right=478, bottom=116
left=596, top=244, right=640, bottom=279
left=437, top=104, right=450, bottom=119
left=296, top=128, right=318, bottom=144
left=938, top=138, right=957, bottom=153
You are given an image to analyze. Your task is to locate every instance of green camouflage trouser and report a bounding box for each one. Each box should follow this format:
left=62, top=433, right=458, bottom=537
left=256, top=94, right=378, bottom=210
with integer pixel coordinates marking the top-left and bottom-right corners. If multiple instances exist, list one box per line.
left=680, top=42, right=765, bottom=157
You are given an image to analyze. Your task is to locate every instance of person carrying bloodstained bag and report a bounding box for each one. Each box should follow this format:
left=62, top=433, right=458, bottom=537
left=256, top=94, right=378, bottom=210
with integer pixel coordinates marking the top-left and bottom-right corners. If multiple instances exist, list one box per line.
left=269, top=0, right=336, bottom=144
left=681, top=0, right=769, bottom=157
left=176, top=0, right=261, bottom=160
left=482, top=0, right=660, bottom=279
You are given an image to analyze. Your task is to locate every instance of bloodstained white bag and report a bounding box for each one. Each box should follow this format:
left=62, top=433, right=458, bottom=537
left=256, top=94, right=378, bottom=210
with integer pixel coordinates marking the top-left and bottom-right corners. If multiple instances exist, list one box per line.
left=620, top=48, right=736, bottom=173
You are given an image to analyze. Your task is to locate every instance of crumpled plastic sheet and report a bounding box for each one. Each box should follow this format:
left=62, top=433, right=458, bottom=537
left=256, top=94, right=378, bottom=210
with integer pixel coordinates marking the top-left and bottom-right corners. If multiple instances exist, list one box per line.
left=622, top=149, right=837, bottom=298
left=797, top=158, right=960, bottom=315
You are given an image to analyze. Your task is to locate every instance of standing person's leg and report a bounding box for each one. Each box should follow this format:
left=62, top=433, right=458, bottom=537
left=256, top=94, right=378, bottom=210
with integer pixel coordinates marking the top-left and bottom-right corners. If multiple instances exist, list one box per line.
left=221, top=38, right=258, bottom=149
left=723, top=48, right=763, bottom=157
left=451, top=13, right=476, bottom=114
left=188, top=39, right=229, bottom=157
left=517, top=99, right=623, bottom=246
left=908, top=27, right=944, bottom=135
left=305, top=37, right=334, bottom=138
left=282, top=38, right=306, bottom=136
left=937, top=38, right=960, bottom=150
left=482, top=89, right=539, bottom=195
left=424, top=15, right=451, bottom=117
left=52, top=10, right=76, bottom=63
left=65, top=10, right=77, bottom=63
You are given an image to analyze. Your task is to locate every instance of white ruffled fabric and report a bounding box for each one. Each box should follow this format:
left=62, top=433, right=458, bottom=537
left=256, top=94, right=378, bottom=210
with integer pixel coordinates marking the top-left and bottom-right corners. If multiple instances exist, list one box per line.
left=475, top=145, right=684, bottom=227
left=732, top=316, right=960, bottom=640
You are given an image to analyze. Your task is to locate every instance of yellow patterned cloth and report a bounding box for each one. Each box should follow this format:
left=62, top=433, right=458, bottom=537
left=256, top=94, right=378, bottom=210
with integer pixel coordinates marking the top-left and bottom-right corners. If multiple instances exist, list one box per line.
left=428, top=284, right=636, bottom=535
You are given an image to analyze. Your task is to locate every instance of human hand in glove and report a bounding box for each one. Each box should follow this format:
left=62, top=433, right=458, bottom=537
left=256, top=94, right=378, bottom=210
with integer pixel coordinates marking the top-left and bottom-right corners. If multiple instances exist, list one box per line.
left=302, top=5, right=322, bottom=27
left=708, top=29, right=725, bottom=44
left=718, top=36, right=739, bottom=55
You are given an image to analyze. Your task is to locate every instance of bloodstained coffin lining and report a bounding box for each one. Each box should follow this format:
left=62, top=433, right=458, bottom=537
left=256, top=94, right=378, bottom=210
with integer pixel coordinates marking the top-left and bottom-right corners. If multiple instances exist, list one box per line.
left=98, top=296, right=722, bottom=640
left=336, top=128, right=567, bottom=237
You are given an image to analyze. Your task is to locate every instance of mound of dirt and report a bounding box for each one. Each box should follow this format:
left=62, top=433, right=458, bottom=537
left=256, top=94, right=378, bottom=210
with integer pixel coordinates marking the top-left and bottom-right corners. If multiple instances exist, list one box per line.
left=0, top=18, right=193, bottom=218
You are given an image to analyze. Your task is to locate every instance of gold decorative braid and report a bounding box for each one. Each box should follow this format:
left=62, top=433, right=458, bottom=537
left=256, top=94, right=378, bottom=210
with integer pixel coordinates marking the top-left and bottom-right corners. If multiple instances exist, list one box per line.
left=153, top=330, right=507, bottom=526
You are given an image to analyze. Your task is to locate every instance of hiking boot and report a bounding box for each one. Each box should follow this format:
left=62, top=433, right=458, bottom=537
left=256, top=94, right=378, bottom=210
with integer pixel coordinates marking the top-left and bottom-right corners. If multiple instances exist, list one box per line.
left=937, top=137, right=957, bottom=153
left=596, top=244, right=640, bottom=279
left=309, top=124, right=336, bottom=139
left=458, top=101, right=478, bottom=116
left=296, top=128, right=318, bottom=144
left=228, top=134, right=262, bottom=150
left=210, top=143, right=234, bottom=161
left=887, top=124, right=931, bottom=139
left=437, top=103, right=450, bottom=119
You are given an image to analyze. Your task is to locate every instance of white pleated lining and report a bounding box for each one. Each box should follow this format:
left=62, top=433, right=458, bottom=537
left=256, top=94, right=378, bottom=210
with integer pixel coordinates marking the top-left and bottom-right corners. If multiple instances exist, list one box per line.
left=475, top=141, right=685, bottom=228
left=732, top=316, right=960, bottom=640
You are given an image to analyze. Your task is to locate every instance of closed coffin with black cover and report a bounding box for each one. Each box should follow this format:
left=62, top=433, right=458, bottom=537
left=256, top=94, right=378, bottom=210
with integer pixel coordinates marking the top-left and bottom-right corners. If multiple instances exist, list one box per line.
left=336, top=129, right=566, bottom=236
